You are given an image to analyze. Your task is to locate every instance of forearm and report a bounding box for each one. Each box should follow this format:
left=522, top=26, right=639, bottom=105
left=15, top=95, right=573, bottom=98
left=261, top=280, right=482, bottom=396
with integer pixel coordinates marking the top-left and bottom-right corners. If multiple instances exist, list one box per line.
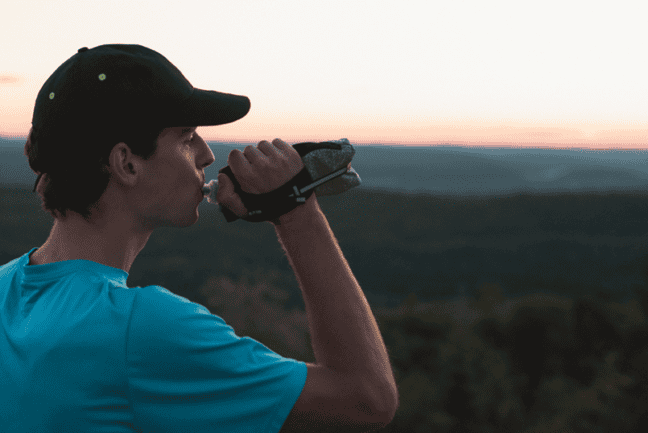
left=273, top=194, right=398, bottom=407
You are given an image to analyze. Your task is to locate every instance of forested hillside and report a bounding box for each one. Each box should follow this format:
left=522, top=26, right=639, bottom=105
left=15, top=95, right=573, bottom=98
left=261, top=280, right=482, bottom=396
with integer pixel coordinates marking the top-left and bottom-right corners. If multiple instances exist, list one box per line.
left=2, top=185, right=647, bottom=431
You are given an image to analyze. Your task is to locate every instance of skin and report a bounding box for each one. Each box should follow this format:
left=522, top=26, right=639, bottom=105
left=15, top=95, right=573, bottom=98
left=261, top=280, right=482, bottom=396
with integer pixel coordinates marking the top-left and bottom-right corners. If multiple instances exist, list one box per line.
left=28, top=126, right=215, bottom=273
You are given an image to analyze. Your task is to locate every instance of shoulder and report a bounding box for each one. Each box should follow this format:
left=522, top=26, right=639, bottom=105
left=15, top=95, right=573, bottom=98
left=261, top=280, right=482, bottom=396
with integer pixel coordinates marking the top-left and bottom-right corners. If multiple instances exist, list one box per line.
left=131, top=285, right=215, bottom=322
left=127, top=285, right=231, bottom=345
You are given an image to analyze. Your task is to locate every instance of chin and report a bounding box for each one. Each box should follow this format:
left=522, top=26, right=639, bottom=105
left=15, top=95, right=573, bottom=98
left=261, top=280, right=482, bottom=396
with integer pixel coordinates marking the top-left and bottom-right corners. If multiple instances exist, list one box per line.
left=182, top=208, right=200, bottom=227
left=166, top=205, right=200, bottom=228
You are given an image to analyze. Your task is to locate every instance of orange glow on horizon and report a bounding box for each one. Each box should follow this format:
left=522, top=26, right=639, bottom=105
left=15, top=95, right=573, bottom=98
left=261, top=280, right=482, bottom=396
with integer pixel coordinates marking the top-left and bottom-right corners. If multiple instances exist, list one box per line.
left=3, top=121, right=648, bottom=151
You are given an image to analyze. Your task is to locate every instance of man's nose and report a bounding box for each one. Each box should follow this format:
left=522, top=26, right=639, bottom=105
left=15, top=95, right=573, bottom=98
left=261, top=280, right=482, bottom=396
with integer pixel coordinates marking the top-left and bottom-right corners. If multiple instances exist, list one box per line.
left=197, top=135, right=215, bottom=169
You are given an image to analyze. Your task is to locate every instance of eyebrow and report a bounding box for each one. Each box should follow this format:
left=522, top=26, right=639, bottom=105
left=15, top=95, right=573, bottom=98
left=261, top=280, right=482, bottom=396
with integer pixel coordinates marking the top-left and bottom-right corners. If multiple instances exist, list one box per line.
left=180, top=127, right=197, bottom=136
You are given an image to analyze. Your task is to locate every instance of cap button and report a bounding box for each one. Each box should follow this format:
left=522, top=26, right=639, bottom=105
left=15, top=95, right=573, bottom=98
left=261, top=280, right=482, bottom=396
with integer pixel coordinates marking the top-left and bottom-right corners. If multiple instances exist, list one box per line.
left=78, top=47, right=89, bottom=53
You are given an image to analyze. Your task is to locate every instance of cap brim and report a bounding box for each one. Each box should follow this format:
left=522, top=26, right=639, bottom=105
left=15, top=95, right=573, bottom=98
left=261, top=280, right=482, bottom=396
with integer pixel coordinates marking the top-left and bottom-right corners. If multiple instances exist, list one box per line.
left=178, top=89, right=251, bottom=127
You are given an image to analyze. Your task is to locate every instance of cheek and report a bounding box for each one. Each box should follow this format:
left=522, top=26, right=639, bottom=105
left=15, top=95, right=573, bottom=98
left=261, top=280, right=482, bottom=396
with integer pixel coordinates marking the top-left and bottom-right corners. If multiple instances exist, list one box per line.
left=154, top=149, right=195, bottom=193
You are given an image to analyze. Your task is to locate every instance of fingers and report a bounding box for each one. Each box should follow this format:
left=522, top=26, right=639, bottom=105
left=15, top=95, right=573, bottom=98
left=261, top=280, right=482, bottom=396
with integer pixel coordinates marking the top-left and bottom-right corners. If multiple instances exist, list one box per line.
left=229, top=141, right=272, bottom=165
left=225, top=138, right=299, bottom=196
left=258, top=139, right=289, bottom=160
left=228, top=142, right=268, bottom=184
left=229, top=139, right=285, bottom=169
left=272, top=138, right=303, bottom=171
left=271, top=138, right=289, bottom=150
left=244, top=143, right=267, bottom=161
left=227, top=147, right=253, bottom=182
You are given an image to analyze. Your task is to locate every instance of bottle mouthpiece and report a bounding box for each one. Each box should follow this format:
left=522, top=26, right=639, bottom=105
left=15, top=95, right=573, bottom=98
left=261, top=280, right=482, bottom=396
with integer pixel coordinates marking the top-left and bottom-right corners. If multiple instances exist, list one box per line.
left=202, top=179, right=219, bottom=205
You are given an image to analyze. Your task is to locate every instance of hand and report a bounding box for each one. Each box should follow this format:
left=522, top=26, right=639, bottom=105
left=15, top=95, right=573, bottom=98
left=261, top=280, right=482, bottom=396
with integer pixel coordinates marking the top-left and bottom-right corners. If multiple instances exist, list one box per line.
left=216, top=138, right=305, bottom=218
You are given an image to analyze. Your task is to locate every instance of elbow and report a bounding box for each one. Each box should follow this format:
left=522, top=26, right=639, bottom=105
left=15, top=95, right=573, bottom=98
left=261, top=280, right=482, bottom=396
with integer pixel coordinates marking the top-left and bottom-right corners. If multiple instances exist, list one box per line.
left=373, top=390, right=399, bottom=426
left=387, top=392, right=400, bottom=424
left=359, top=374, right=399, bottom=426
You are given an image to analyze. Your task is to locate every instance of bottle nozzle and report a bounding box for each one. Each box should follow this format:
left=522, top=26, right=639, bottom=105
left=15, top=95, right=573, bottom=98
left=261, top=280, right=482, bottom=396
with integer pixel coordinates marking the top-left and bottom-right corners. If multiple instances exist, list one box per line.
left=202, top=179, right=219, bottom=205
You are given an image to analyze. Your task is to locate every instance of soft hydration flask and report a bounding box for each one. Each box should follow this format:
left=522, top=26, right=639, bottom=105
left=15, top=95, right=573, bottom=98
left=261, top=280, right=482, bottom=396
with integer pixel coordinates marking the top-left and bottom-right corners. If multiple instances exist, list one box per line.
left=201, top=138, right=361, bottom=206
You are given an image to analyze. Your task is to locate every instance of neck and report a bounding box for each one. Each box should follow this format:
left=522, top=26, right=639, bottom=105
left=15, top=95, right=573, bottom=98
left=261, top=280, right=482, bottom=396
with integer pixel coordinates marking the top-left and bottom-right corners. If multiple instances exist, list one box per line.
left=31, top=213, right=152, bottom=273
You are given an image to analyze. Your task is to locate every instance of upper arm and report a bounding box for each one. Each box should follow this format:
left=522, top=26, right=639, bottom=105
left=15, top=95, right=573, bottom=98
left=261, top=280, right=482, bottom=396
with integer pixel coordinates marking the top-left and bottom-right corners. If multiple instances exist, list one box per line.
left=279, top=363, right=391, bottom=433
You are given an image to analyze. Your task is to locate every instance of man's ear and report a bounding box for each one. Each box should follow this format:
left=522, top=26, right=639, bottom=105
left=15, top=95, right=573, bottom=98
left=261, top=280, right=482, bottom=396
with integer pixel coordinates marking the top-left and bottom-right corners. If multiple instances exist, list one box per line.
left=109, top=142, right=141, bottom=187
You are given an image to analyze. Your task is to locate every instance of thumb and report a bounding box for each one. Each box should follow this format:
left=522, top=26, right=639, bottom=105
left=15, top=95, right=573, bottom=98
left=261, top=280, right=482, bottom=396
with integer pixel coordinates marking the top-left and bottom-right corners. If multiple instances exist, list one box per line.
left=217, top=173, right=227, bottom=188
left=217, top=173, right=248, bottom=217
left=216, top=173, right=230, bottom=201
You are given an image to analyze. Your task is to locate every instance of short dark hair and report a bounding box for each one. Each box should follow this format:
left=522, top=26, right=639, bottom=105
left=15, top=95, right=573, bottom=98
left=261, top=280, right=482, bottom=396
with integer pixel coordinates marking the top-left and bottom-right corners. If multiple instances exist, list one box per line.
left=25, top=123, right=166, bottom=222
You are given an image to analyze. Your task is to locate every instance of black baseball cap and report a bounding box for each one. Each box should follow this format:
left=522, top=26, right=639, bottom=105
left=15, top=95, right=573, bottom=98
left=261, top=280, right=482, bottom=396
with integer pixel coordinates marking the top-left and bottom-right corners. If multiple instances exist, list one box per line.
left=31, top=44, right=251, bottom=192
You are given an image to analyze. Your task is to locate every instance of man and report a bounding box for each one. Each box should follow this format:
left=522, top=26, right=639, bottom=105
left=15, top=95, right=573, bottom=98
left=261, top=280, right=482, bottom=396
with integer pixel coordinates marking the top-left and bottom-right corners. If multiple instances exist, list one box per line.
left=0, top=44, right=398, bottom=432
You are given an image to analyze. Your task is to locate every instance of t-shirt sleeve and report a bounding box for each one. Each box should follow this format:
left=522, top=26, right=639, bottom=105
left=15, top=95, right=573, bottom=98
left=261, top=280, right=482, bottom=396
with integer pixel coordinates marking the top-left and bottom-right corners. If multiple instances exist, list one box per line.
left=126, top=286, right=307, bottom=433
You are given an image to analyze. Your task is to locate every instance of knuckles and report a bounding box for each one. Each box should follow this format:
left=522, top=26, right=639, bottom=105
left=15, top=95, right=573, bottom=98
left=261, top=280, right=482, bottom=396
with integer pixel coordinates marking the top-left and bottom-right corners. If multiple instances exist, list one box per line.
left=226, top=139, right=303, bottom=195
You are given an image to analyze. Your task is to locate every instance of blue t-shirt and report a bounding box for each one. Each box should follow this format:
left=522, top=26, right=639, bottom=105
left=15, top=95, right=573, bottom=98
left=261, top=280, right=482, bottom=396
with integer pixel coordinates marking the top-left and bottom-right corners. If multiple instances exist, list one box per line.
left=0, top=247, right=307, bottom=433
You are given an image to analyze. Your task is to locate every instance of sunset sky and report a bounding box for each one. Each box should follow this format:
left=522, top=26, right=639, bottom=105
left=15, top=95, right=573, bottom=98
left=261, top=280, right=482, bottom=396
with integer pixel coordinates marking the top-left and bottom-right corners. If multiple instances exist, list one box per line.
left=2, top=0, right=647, bottom=149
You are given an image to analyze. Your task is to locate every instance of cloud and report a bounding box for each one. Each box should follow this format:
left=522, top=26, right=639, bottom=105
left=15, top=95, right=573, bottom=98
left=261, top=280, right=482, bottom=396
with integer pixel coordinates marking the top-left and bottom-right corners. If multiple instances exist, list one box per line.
left=0, top=75, right=21, bottom=85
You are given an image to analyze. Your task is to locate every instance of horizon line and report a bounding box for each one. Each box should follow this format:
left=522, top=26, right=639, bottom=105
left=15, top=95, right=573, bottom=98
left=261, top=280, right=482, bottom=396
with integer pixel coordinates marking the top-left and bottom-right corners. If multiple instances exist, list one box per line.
left=3, top=133, right=648, bottom=151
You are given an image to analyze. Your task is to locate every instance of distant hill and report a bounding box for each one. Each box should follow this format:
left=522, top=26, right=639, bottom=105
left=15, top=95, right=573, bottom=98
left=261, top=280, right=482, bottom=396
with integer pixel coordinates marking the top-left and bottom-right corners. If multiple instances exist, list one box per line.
left=4, top=135, right=648, bottom=198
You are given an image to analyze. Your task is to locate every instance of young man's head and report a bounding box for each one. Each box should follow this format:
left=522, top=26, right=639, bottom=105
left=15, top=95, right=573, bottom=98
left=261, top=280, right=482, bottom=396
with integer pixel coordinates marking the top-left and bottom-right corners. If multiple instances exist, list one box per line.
left=27, top=43, right=250, bottom=226
left=24, top=44, right=249, bottom=270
